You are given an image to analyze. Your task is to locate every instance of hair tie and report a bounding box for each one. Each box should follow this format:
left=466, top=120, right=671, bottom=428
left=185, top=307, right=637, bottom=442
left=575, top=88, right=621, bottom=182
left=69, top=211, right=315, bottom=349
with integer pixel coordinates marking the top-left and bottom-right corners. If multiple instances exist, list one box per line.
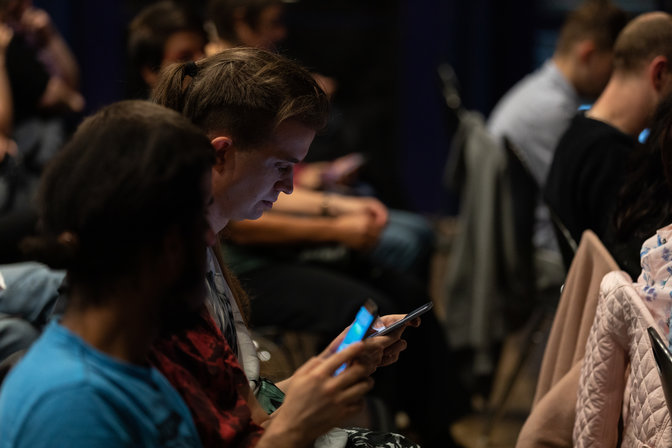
left=183, top=61, right=199, bottom=80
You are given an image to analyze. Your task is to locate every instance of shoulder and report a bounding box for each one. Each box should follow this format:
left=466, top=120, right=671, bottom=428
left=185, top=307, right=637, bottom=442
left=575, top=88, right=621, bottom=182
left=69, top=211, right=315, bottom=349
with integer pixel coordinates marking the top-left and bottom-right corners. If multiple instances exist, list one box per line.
left=556, top=115, right=613, bottom=154
left=489, top=66, right=579, bottom=136
left=1, top=382, right=132, bottom=448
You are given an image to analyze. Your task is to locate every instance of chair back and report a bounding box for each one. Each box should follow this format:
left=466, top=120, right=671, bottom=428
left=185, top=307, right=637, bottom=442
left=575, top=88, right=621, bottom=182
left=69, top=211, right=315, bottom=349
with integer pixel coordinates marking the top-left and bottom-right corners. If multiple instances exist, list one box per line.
left=516, top=231, right=619, bottom=448
left=548, top=206, right=578, bottom=272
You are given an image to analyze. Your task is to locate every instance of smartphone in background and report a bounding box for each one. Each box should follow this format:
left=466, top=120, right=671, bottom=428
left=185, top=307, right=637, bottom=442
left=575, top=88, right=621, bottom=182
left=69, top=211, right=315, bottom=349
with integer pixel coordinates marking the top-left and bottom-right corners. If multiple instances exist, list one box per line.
left=334, top=299, right=378, bottom=375
left=322, top=153, right=366, bottom=186
left=367, top=302, right=433, bottom=338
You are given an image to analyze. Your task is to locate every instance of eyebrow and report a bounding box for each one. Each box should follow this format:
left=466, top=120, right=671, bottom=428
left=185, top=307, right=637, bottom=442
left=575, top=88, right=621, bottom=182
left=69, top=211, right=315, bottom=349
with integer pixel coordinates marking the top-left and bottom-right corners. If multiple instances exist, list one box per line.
left=276, top=156, right=301, bottom=164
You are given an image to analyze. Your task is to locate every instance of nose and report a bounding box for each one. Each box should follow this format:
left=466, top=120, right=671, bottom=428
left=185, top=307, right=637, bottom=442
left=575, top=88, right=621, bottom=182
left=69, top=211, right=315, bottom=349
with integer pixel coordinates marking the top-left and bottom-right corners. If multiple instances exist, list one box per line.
left=276, top=171, right=294, bottom=195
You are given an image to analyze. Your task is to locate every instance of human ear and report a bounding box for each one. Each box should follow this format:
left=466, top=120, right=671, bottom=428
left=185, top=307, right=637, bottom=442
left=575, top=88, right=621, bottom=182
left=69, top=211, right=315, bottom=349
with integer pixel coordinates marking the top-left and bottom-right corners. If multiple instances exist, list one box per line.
left=576, top=39, right=596, bottom=64
left=650, top=56, right=669, bottom=92
left=210, top=136, right=233, bottom=174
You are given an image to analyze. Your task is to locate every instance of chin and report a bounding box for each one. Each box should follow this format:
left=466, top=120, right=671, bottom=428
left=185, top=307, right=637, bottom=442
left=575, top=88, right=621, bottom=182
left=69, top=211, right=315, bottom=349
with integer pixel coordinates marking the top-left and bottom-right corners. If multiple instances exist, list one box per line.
left=245, top=208, right=265, bottom=221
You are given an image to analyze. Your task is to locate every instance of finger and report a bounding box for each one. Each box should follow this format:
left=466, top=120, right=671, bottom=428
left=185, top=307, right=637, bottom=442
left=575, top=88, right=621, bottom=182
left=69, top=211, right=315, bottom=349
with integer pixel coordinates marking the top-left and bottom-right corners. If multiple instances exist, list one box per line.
left=323, top=328, right=349, bottom=356
left=335, top=377, right=374, bottom=406
left=345, top=399, right=366, bottom=415
left=318, top=341, right=366, bottom=374
left=335, top=399, right=367, bottom=423
left=6, top=140, right=16, bottom=156
left=380, top=339, right=407, bottom=366
left=408, top=317, right=421, bottom=327
left=367, top=317, right=386, bottom=336
left=383, top=338, right=408, bottom=356
left=329, top=361, right=369, bottom=387
left=377, top=208, right=389, bottom=228
left=378, top=314, right=406, bottom=326
left=352, top=344, right=383, bottom=374
left=371, top=315, right=414, bottom=340
left=294, top=355, right=325, bottom=377
left=381, top=325, right=407, bottom=341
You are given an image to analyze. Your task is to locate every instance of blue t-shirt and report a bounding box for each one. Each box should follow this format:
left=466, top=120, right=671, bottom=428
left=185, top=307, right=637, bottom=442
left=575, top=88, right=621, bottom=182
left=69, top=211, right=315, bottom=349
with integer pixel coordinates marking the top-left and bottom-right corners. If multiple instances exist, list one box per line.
left=0, top=321, right=202, bottom=448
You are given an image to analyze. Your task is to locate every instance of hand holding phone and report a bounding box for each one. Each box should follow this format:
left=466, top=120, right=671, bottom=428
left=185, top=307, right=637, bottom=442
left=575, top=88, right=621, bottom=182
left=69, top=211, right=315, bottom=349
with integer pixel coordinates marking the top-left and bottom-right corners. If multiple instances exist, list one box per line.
left=334, top=299, right=378, bottom=375
left=367, top=302, right=433, bottom=338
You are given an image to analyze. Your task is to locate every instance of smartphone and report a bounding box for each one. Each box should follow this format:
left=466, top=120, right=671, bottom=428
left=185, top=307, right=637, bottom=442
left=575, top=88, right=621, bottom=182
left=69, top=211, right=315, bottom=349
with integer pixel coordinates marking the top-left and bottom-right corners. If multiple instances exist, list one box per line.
left=367, top=302, right=433, bottom=338
left=322, top=153, right=366, bottom=185
left=334, top=299, right=378, bottom=375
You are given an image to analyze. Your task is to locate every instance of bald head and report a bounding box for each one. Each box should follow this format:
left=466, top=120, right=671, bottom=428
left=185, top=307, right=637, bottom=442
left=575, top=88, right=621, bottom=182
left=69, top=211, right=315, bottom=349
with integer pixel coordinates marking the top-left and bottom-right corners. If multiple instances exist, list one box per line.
left=613, top=12, right=672, bottom=74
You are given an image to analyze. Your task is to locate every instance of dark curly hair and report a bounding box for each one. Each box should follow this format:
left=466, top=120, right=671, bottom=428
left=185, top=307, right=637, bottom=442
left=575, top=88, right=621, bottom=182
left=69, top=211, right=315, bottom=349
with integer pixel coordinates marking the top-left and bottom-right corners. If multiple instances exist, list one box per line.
left=22, top=100, right=214, bottom=297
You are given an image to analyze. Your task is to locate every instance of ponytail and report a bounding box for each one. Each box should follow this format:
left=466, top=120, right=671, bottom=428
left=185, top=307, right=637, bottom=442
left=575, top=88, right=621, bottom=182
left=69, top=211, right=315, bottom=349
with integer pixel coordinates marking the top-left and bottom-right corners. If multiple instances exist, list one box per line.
left=152, top=60, right=199, bottom=113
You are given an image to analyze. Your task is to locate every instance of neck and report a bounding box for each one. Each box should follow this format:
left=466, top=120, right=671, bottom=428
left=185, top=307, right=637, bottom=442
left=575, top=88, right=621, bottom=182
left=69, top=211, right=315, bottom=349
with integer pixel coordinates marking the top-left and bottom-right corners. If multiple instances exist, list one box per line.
left=61, top=285, right=159, bottom=365
left=552, top=53, right=581, bottom=95
left=587, top=73, right=653, bottom=136
left=553, top=54, right=573, bottom=82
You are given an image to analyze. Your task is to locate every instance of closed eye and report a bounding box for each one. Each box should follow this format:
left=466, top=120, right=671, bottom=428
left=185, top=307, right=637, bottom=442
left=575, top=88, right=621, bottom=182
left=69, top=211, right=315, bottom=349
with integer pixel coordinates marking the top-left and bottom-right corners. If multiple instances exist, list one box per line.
left=276, top=163, right=292, bottom=175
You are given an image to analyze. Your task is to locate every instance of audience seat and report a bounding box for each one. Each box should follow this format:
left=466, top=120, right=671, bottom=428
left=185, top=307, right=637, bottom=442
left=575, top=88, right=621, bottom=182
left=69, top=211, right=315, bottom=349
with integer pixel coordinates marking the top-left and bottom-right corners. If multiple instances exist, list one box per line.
left=516, top=230, right=619, bottom=447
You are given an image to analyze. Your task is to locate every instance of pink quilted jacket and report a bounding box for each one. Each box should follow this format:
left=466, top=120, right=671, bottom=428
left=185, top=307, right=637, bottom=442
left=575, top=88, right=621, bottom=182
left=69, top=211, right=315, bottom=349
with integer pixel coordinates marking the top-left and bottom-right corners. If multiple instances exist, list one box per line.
left=573, top=271, right=672, bottom=447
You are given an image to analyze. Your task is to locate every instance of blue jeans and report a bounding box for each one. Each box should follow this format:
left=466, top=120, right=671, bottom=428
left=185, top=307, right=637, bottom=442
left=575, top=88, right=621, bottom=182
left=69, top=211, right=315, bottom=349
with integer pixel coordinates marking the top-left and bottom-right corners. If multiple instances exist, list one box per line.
left=370, top=210, right=435, bottom=277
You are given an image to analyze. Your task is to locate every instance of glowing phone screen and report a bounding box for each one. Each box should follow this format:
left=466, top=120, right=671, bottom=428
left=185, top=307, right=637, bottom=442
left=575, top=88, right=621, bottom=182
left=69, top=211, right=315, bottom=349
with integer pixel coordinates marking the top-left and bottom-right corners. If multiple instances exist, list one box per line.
left=334, top=305, right=375, bottom=375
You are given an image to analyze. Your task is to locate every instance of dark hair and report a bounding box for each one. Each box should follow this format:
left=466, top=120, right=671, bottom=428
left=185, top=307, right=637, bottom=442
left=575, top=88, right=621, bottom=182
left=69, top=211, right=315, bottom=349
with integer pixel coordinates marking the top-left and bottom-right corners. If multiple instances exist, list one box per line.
left=612, top=12, right=672, bottom=74
left=22, top=100, right=214, bottom=296
left=206, top=0, right=282, bottom=44
left=126, top=1, right=206, bottom=98
left=555, top=1, right=628, bottom=56
left=151, top=47, right=329, bottom=148
left=614, top=93, right=672, bottom=245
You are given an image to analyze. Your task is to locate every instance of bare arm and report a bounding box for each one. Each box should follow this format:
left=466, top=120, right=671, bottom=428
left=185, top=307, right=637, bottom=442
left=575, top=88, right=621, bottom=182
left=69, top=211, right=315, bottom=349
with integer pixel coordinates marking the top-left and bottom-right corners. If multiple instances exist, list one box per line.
left=228, top=212, right=382, bottom=251
left=16, top=8, right=84, bottom=114
left=272, top=186, right=333, bottom=215
left=22, top=8, right=80, bottom=88
left=274, top=187, right=388, bottom=227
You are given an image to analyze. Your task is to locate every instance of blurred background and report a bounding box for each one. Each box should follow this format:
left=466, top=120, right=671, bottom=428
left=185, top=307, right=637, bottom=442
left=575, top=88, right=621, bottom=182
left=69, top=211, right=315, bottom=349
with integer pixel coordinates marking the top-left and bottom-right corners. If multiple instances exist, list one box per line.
left=32, top=0, right=665, bottom=216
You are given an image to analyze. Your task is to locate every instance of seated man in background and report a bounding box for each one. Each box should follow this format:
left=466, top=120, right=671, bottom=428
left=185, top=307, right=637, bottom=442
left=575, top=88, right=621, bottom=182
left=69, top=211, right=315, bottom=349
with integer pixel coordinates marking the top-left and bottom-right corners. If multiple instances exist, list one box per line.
left=544, top=11, right=672, bottom=270
left=488, top=1, right=627, bottom=254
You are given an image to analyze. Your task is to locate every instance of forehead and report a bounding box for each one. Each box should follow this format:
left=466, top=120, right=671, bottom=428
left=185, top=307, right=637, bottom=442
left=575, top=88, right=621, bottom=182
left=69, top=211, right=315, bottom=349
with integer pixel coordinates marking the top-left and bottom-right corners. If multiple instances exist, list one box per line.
left=261, top=120, right=315, bottom=159
left=162, top=31, right=205, bottom=63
